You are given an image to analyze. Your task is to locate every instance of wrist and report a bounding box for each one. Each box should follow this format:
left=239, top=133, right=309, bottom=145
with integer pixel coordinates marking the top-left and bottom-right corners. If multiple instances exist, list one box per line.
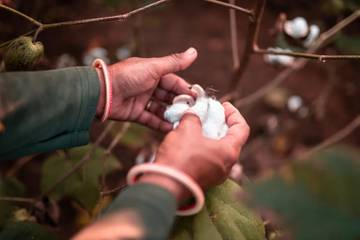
left=95, top=67, right=106, bottom=119
left=138, top=173, right=191, bottom=202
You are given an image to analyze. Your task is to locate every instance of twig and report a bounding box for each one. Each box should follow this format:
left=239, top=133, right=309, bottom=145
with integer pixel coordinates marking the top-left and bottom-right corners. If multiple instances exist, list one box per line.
left=100, top=184, right=127, bottom=196
left=44, top=122, right=115, bottom=195
left=204, top=0, right=254, bottom=16
left=229, top=0, right=240, bottom=70
left=0, top=0, right=170, bottom=42
left=313, top=66, right=338, bottom=119
left=6, top=155, right=35, bottom=176
left=254, top=48, right=360, bottom=61
left=298, top=115, right=360, bottom=160
left=100, top=123, right=131, bottom=191
left=0, top=196, right=35, bottom=204
left=0, top=3, right=42, bottom=26
left=228, top=0, right=266, bottom=92
left=234, top=60, right=306, bottom=107
left=234, top=9, right=360, bottom=107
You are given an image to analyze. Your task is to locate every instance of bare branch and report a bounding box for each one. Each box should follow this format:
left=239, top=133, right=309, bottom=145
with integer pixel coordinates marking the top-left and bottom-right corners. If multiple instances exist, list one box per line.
left=100, top=123, right=131, bottom=191
left=229, top=0, right=240, bottom=70
left=204, top=0, right=253, bottom=16
left=42, top=0, right=170, bottom=30
left=254, top=48, right=360, bottom=61
left=100, top=184, right=127, bottom=196
left=313, top=66, right=338, bottom=119
left=0, top=0, right=170, bottom=41
left=234, top=60, right=306, bottom=107
left=228, top=0, right=267, bottom=92
left=0, top=3, right=42, bottom=26
left=298, top=115, right=360, bottom=160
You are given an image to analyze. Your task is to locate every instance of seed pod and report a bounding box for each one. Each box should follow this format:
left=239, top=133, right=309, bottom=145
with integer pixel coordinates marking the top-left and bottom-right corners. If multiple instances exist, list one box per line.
left=4, top=36, right=44, bottom=71
left=171, top=180, right=266, bottom=240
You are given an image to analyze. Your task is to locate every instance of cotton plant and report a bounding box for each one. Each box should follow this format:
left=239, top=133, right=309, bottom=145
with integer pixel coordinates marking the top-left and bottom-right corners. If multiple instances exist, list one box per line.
left=264, top=16, right=320, bottom=67
left=263, top=47, right=295, bottom=67
left=284, top=17, right=320, bottom=47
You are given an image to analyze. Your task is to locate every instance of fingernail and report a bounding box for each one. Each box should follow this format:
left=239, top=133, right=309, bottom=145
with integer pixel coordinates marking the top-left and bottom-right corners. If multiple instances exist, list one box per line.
left=185, top=47, right=196, bottom=55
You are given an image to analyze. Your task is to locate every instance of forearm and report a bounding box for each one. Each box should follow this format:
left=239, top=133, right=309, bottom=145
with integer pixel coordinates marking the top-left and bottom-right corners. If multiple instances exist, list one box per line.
left=74, top=183, right=178, bottom=240
left=0, top=67, right=101, bottom=160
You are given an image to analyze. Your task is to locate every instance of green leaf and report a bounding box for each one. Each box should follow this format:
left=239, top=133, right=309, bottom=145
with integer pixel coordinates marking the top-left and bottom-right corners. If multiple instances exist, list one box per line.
left=41, top=145, right=120, bottom=212
left=172, top=180, right=265, bottom=240
left=0, top=222, right=59, bottom=240
left=0, top=177, right=25, bottom=227
left=247, top=146, right=360, bottom=240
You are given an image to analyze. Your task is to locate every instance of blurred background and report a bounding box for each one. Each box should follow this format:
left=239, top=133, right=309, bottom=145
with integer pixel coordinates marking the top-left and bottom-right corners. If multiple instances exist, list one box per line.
left=0, top=0, right=360, bottom=239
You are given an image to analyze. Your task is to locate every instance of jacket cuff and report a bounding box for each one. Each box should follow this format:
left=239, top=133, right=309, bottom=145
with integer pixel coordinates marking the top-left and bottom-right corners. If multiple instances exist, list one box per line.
left=71, top=67, right=100, bottom=146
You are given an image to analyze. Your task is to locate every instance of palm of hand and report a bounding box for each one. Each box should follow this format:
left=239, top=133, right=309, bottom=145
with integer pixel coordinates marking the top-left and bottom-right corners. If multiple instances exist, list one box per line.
left=107, top=54, right=197, bottom=132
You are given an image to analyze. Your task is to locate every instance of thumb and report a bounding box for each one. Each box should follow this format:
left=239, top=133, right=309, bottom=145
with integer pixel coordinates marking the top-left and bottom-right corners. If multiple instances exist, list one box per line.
left=177, top=112, right=202, bottom=133
left=150, top=48, right=198, bottom=76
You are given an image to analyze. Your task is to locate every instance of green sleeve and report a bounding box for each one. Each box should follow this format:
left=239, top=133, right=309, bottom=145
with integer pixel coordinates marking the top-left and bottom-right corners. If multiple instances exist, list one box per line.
left=0, top=67, right=100, bottom=161
left=103, top=184, right=177, bottom=240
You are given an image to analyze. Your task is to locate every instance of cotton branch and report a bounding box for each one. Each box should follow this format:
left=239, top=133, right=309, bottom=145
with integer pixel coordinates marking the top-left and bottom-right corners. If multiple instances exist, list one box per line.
left=298, top=115, right=360, bottom=160
left=254, top=48, right=360, bottom=61
left=229, top=0, right=240, bottom=70
left=0, top=3, right=42, bottom=26
left=227, top=0, right=266, bottom=93
left=204, top=0, right=253, bottom=17
left=0, top=0, right=170, bottom=43
left=234, top=9, right=360, bottom=107
left=100, top=123, right=131, bottom=192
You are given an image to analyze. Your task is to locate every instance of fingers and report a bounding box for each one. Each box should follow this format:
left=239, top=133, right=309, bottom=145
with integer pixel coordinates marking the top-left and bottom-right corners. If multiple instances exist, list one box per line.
left=176, top=112, right=202, bottom=133
left=160, top=74, right=196, bottom=97
left=150, top=48, right=198, bottom=77
left=221, top=102, right=250, bottom=148
left=153, top=88, right=176, bottom=104
left=136, top=111, right=173, bottom=133
left=147, top=99, right=167, bottom=119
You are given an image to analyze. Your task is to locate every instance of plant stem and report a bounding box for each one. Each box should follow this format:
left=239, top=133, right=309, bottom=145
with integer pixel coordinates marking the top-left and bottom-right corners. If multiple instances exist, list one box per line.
left=254, top=48, right=360, bottom=60
left=0, top=3, right=42, bottom=26
left=229, top=0, right=240, bottom=70
left=204, top=0, right=254, bottom=16
left=298, top=115, right=360, bottom=160
left=227, top=0, right=266, bottom=93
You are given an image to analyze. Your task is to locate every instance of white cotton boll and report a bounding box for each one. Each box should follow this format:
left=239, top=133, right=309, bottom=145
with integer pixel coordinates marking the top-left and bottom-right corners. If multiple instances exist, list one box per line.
left=284, top=17, right=309, bottom=39
left=164, top=102, right=192, bottom=125
left=202, top=99, right=228, bottom=139
left=164, top=85, right=228, bottom=140
left=264, top=47, right=295, bottom=67
left=304, top=25, right=320, bottom=47
left=82, top=47, right=110, bottom=66
left=287, top=95, right=303, bottom=112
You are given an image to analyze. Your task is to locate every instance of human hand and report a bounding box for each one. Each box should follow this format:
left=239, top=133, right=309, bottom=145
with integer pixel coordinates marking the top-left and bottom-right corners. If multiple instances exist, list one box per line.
left=139, top=102, right=250, bottom=201
left=95, top=48, right=198, bottom=132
